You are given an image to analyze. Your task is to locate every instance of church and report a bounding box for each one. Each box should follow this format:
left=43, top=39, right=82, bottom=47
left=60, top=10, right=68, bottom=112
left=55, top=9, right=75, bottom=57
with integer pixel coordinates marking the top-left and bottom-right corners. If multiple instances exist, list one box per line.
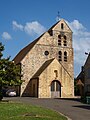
left=14, top=19, right=74, bottom=98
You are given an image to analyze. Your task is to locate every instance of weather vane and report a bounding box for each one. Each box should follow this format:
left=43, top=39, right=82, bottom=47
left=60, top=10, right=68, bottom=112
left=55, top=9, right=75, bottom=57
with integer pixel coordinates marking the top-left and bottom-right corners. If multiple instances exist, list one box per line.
left=56, top=11, right=61, bottom=22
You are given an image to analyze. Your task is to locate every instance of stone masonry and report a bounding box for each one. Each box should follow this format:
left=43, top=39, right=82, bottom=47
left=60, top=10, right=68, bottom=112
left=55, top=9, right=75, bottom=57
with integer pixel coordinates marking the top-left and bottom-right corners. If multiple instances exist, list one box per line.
left=14, top=19, right=74, bottom=98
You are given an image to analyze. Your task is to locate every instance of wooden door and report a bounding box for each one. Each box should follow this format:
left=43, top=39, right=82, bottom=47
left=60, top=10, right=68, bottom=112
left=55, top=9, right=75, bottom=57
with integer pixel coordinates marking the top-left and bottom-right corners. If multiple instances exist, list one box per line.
left=51, top=80, right=61, bottom=98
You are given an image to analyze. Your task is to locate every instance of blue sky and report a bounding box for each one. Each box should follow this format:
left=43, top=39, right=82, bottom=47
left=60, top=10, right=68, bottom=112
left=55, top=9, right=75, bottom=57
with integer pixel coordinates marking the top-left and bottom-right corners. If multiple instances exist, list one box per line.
left=0, top=0, right=90, bottom=77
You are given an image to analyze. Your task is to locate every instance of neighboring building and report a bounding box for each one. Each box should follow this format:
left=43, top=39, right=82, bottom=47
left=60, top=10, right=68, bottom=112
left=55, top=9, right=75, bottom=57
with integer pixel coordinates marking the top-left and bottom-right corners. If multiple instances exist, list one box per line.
left=14, top=19, right=74, bottom=98
left=76, top=53, right=90, bottom=96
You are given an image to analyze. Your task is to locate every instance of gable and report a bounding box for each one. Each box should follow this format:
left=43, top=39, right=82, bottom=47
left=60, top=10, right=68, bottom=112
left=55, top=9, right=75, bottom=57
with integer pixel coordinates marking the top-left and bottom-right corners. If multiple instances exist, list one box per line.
left=13, top=19, right=72, bottom=64
left=32, top=58, right=55, bottom=78
left=32, top=58, right=65, bottom=78
left=52, top=19, right=72, bottom=33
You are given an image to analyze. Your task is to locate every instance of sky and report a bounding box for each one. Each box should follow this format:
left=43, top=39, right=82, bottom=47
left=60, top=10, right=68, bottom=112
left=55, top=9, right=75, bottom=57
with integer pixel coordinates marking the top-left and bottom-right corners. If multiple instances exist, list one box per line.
left=0, top=0, right=90, bottom=77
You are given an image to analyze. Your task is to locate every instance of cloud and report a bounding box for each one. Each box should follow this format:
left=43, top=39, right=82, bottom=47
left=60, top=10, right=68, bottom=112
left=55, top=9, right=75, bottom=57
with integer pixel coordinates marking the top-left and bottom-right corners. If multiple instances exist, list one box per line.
left=69, top=20, right=85, bottom=30
left=12, top=21, right=24, bottom=31
left=24, top=21, right=46, bottom=36
left=66, top=19, right=90, bottom=76
left=12, top=19, right=90, bottom=76
left=2, top=32, right=12, bottom=40
left=12, top=20, right=46, bottom=36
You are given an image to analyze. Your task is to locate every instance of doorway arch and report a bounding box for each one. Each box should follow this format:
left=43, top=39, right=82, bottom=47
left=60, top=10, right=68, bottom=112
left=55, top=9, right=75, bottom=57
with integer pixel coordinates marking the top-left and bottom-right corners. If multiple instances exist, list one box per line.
left=51, top=80, right=61, bottom=98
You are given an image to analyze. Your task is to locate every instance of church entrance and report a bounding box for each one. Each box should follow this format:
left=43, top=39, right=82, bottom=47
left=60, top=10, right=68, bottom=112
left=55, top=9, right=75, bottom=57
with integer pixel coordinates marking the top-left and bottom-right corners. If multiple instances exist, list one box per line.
left=51, top=80, right=61, bottom=98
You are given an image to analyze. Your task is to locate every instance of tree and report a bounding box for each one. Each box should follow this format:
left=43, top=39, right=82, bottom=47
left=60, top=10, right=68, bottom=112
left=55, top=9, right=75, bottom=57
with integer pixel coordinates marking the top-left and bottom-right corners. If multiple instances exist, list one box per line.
left=74, top=78, right=80, bottom=96
left=0, top=42, right=4, bottom=59
left=0, top=42, right=22, bottom=100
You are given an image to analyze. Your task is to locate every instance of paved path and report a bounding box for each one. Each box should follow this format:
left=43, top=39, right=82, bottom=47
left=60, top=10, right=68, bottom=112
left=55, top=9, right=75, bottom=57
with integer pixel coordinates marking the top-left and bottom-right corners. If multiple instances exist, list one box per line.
left=4, top=97, right=90, bottom=120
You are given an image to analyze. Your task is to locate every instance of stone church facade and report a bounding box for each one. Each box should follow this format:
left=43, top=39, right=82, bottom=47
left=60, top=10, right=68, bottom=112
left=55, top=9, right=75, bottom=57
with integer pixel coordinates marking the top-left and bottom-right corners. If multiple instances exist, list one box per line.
left=14, top=19, right=74, bottom=98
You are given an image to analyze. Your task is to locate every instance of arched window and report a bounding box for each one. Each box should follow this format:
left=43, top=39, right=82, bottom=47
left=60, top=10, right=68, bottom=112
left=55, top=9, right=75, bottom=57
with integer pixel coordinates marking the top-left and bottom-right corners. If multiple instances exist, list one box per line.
left=61, top=23, right=64, bottom=29
left=58, top=35, right=61, bottom=46
left=63, top=40, right=67, bottom=46
left=58, top=51, right=62, bottom=62
left=58, top=35, right=61, bottom=39
left=64, top=35, right=66, bottom=40
left=54, top=70, right=58, bottom=78
left=64, top=51, right=67, bottom=62
left=63, top=35, right=67, bottom=46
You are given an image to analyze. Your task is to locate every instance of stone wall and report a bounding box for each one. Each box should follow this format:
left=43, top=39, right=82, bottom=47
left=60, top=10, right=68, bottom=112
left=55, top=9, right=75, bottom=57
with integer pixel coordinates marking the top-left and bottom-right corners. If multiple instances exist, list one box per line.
left=20, top=19, right=74, bottom=97
left=38, top=59, right=74, bottom=98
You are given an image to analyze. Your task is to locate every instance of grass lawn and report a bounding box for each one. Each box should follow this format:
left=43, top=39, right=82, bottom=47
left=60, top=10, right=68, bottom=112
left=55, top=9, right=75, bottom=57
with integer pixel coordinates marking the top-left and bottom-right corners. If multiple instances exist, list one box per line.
left=0, top=101, right=67, bottom=120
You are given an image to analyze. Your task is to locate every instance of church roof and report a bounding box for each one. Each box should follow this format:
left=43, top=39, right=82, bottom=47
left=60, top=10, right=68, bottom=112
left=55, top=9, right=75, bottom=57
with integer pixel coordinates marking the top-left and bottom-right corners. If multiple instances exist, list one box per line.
left=13, top=33, right=44, bottom=64
left=31, top=58, right=55, bottom=78
left=13, top=21, right=59, bottom=64
left=13, top=19, right=72, bottom=64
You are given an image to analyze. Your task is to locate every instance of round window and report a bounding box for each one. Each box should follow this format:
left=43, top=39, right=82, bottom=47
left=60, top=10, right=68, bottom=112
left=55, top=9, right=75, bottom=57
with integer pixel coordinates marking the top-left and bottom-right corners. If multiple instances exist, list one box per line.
left=44, top=51, right=49, bottom=56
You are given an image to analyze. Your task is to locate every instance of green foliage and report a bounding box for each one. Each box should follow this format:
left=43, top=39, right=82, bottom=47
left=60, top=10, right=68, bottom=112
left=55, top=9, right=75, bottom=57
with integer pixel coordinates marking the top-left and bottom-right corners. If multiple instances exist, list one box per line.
left=0, top=58, right=22, bottom=86
left=0, top=42, right=4, bottom=59
left=74, top=78, right=80, bottom=96
left=0, top=91, right=3, bottom=100
left=0, top=42, right=22, bottom=100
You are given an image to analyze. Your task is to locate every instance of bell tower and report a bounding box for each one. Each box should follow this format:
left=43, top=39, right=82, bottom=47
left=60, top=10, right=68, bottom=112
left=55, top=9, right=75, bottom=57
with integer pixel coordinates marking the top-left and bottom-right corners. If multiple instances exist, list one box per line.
left=49, top=19, right=74, bottom=97
left=51, top=19, right=73, bottom=70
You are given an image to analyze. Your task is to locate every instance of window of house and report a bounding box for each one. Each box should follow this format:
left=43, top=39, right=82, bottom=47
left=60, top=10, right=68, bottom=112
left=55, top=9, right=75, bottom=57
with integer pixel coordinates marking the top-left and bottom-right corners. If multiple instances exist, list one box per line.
left=58, top=51, right=62, bottom=62
left=63, top=35, right=67, bottom=46
left=44, top=51, right=49, bottom=56
left=64, top=51, right=67, bottom=62
left=63, top=40, right=67, bottom=46
left=58, top=35, right=61, bottom=46
left=58, top=39, right=61, bottom=46
left=54, top=70, right=58, bottom=78
left=64, top=35, right=66, bottom=40
left=58, top=35, right=61, bottom=39
left=61, top=23, right=64, bottom=29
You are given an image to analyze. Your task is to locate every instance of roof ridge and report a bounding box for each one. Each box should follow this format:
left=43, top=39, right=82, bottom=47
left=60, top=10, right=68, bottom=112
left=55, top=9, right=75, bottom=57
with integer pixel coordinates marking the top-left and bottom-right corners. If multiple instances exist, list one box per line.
left=13, top=33, right=45, bottom=64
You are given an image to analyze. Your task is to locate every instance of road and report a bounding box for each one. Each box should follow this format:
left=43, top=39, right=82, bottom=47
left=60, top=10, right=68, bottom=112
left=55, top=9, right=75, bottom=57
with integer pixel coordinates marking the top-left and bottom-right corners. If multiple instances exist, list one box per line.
left=4, top=97, right=90, bottom=120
